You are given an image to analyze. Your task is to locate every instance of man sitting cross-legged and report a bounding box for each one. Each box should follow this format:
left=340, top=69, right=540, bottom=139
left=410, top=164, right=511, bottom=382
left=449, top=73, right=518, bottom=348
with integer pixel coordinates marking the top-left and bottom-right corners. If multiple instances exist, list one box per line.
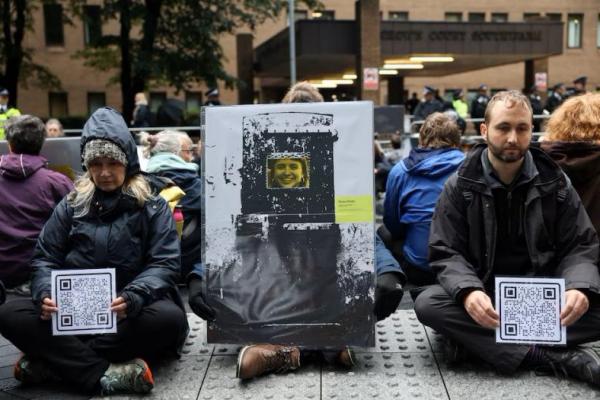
left=414, top=90, right=600, bottom=386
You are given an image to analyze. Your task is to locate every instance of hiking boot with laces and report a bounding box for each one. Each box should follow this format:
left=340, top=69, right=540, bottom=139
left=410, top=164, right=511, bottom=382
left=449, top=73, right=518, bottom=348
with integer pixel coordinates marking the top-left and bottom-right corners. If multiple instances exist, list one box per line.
left=236, top=344, right=300, bottom=380
left=542, top=347, right=600, bottom=387
left=14, top=355, right=61, bottom=385
left=99, top=358, right=154, bottom=395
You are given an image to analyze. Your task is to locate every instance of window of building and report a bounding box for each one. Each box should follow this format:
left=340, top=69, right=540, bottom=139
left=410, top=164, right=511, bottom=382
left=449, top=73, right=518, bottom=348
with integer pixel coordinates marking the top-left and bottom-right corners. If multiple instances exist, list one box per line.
left=43, top=4, right=64, bottom=46
left=523, top=13, right=541, bottom=21
left=491, top=13, right=508, bottom=23
left=49, top=92, right=68, bottom=117
left=389, top=11, right=409, bottom=21
left=546, top=13, right=562, bottom=22
left=149, top=92, right=167, bottom=113
left=567, top=14, right=583, bottom=48
left=87, top=92, right=106, bottom=115
left=468, top=13, right=485, bottom=22
left=312, top=10, right=334, bottom=20
left=83, top=5, right=102, bottom=46
left=445, top=12, right=463, bottom=22
left=185, top=91, right=202, bottom=114
left=597, top=14, right=600, bottom=48
left=294, top=10, right=308, bottom=21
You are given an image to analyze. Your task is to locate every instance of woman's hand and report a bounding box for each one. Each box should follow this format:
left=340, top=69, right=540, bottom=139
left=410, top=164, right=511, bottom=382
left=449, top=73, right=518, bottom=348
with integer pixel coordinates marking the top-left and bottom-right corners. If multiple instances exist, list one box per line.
left=111, top=296, right=128, bottom=319
left=40, top=298, right=58, bottom=320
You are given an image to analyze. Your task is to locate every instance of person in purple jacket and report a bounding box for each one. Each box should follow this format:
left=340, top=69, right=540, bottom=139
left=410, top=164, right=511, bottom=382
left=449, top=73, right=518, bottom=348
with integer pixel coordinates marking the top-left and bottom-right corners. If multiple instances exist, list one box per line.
left=0, top=115, right=73, bottom=295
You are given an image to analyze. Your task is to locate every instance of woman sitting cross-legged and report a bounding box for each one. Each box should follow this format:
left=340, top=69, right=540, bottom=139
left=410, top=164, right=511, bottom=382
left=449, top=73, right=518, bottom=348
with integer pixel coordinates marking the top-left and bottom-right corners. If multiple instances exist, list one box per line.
left=0, top=107, right=189, bottom=395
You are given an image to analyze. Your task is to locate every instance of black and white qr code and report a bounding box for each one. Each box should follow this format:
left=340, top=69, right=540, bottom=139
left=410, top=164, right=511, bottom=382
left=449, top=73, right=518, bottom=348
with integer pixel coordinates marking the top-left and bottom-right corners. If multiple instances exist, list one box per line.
left=495, top=277, right=565, bottom=345
left=51, top=269, right=116, bottom=336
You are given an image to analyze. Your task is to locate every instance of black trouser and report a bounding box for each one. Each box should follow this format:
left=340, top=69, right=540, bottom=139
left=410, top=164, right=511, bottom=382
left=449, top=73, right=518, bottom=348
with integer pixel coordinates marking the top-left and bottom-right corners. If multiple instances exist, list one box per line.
left=0, top=298, right=188, bottom=392
left=414, top=285, right=600, bottom=374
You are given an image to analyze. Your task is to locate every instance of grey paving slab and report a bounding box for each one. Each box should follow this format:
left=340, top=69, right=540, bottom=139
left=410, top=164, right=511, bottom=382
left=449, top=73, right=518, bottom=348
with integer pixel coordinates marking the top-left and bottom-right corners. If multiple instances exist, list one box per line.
left=438, top=359, right=565, bottom=400
left=322, top=352, right=447, bottom=400
left=424, top=326, right=445, bottom=353
left=353, top=309, right=430, bottom=353
left=179, top=314, right=214, bottom=357
left=199, top=355, right=320, bottom=400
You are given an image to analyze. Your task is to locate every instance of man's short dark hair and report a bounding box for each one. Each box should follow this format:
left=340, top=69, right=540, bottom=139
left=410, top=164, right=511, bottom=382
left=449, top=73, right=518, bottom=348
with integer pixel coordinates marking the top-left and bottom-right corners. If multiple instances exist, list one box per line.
left=5, top=115, right=46, bottom=155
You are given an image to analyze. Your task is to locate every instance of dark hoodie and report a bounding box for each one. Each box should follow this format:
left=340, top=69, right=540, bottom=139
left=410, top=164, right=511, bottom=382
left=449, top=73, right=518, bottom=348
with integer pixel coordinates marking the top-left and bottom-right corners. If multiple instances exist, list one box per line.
left=0, top=153, right=73, bottom=286
left=541, top=141, right=600, bottom=234
left=31, top=108, right=185, bottom=329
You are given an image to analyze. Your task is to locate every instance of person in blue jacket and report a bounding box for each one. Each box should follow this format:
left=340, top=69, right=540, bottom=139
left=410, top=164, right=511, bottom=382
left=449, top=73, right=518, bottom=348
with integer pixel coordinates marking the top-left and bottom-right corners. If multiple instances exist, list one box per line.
left=383, top=112, right=465, bottom=286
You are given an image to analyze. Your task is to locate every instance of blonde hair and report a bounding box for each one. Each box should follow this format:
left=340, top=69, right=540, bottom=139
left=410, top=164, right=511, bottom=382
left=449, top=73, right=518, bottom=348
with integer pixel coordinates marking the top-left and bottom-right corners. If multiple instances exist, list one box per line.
left=282, top=82, right=324, bottom=103
left=68, top=172, right=153, bottom=217
left=546, top=93, right=600, bottom=142
left=484, top=90, right=532, bottom=125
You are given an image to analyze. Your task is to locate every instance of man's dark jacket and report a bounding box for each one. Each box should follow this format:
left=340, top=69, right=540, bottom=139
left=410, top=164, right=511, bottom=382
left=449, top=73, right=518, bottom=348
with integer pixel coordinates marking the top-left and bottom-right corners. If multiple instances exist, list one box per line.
left=429, top=144, right=600, bottom=301
left=31, top=108, right=185, bottom=332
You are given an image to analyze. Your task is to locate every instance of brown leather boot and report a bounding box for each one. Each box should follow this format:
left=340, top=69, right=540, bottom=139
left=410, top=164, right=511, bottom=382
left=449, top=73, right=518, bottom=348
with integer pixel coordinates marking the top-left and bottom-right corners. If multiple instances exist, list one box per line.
left=236, top=344, right=301, bottom=380
left=336, top=347, right=355, bottom=368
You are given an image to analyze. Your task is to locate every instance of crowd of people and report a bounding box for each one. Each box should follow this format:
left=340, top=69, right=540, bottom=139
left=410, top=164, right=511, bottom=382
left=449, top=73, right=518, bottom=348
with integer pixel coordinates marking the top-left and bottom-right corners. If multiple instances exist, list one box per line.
left=0, top=80, right=599, bottom=396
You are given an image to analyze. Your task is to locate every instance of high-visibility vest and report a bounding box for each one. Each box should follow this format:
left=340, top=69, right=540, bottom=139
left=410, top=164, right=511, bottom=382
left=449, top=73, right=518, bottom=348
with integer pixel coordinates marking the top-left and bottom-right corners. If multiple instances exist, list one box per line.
left=0, top=108, right=21, bottom=140
left=452, top=100, right=468, bottom=119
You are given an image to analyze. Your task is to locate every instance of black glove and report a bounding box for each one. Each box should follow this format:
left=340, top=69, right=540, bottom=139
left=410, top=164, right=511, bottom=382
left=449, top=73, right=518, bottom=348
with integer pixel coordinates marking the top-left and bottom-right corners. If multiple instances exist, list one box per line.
left=374, top=272, right=404, bottom=321
left=188, top=277, right=216, bottom=321
left=121, top=290, right=145, bottom=318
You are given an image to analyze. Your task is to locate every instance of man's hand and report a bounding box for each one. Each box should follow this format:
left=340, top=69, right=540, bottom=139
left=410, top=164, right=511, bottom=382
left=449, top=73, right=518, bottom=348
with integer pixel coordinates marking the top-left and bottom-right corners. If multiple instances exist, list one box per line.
left=561, top=289, right=589, bottom=326
left=111, top=296, right=128, bottom=320
left=188, top=277, right=216, bottom=321
left=463, top=290, right=499, bottom=329
left=374, top=272, right=404, bottom=321
left=40, top=298, right=58, bottom=320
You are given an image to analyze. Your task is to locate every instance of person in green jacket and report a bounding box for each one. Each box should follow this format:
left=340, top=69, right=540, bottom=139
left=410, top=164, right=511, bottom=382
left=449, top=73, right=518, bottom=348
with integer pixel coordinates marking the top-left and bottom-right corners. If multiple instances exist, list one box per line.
left=452, top=89, right=468, bottom=119
left=0, top=88, right=21, bottom=140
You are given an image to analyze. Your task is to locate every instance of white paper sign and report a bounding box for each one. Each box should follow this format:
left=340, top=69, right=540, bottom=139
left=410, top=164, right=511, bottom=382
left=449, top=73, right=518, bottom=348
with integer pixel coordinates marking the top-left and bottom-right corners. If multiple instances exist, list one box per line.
left=51, top=269, right=117, bottom=336
left=495, top=277, right=565, bottom=345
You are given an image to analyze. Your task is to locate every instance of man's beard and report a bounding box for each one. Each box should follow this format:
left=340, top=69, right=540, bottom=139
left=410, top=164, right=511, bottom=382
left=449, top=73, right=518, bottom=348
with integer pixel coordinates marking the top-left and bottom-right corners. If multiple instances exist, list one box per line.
left=487, top=141, right=527, bottom=163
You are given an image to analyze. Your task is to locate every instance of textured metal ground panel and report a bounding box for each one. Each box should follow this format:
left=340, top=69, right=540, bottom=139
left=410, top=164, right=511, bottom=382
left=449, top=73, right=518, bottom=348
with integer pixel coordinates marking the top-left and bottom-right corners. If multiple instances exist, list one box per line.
left=1, top=311, right=599, bottom=399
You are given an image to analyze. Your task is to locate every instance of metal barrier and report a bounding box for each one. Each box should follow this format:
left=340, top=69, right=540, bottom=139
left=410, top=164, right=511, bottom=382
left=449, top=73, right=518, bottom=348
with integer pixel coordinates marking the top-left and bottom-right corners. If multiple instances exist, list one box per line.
left=408, top=114, right=551, bottom=137
left=63, top=126, right=202, bottom=135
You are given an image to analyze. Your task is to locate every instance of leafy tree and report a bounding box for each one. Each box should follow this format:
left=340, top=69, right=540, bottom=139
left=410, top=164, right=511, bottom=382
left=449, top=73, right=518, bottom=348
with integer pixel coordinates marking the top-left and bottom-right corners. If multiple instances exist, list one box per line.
left=70, top=0, right=320, bottom=122
left=0, top=0, right=61, bottom=107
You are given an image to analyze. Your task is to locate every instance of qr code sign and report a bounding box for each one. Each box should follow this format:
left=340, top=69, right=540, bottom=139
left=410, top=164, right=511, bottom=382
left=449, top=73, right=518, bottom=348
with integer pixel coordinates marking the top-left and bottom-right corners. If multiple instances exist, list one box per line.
left=495, top=277, right=565, bottom=345
left=51, top=269, right=117, bottom=336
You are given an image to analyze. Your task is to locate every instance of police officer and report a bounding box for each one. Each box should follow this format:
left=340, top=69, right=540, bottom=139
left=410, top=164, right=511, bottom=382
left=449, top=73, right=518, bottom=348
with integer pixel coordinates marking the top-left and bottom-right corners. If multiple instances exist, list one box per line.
left=413, top=86, right=443, bottom=125
left=0, top=88, right=21, bottom=140
left=204, top=88, right=222, bottom=106
left=527, top=85, right=544, bottom=133
left=470, top=84, right=489, bottom=135
left=544, top=83, right=566, bottom=114
left=452, top=89, right=468, bottom=119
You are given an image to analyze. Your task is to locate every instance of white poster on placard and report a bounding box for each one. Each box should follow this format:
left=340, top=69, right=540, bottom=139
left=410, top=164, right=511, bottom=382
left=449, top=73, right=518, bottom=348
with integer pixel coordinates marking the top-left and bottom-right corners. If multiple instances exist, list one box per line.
left=203, top=101, right=375, bottom=347
left=495, top=276, right=565, bottom=345
left=51, top=269, right=117, bottom=336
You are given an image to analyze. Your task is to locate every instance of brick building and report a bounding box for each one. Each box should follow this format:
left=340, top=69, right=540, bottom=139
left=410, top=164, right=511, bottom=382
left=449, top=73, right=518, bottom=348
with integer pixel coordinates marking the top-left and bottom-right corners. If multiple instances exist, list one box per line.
left=13, top=0, right=600, bottom=119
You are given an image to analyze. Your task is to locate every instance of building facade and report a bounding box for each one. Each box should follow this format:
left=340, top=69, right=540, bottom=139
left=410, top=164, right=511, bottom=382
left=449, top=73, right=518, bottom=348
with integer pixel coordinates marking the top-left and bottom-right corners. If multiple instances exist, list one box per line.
left=13, top=0, right=600, bottom=120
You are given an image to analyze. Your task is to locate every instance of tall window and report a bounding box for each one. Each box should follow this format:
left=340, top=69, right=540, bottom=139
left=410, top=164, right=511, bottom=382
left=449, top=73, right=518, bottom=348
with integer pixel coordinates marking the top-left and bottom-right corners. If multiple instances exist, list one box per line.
left=468, top=13, right=485, bottom=22
left=87, top=92, right=106, bottom=115
left=491, top=13, right=508, bottom=23
left=597, top=14, right=600, bottom=48
left=567, top=14, right=583, bottom=48
left=445, top=12, right=463, bottom=22
left=49, top=92, right=68, bottom=117
left=83, top=6, right=102, bottom=46
left=43, top=4, right=64, bottom=46
left=389, top=11, right=408, bottom=21
left=149, top=92, right=167, bottom=113
left=312, top=10, right=334, bottom=20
